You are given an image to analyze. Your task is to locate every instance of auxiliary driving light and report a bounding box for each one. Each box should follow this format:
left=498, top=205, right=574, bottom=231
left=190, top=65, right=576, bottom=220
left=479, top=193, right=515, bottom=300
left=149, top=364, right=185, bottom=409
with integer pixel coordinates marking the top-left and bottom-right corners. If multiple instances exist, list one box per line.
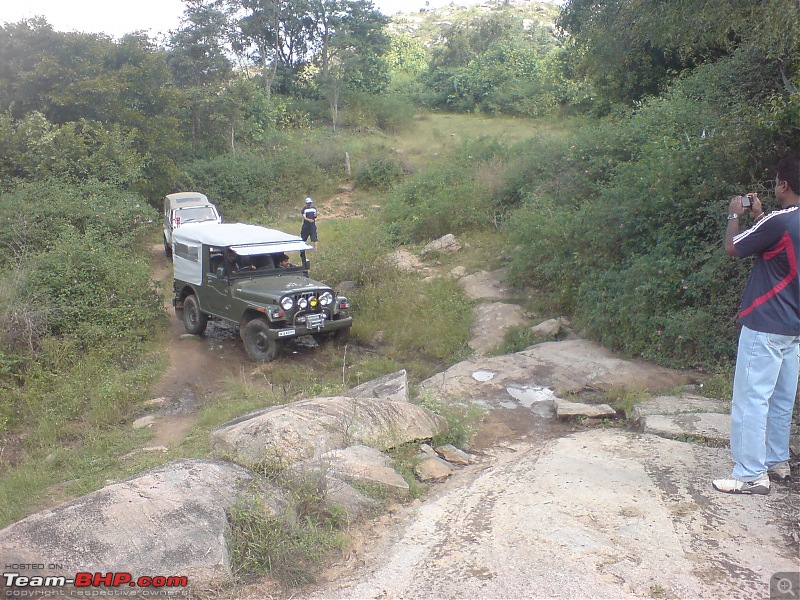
left=298, top=297, right=309, bottom=309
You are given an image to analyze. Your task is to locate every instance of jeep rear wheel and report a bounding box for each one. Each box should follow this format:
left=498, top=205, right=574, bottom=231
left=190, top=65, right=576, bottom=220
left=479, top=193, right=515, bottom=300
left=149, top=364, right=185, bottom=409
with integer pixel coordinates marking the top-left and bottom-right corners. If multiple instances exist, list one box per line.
left=243, top=318, right=282, bottom=362
left=182, top=295, right=208, bottom=335
left=164, top=236, right=172, bottom=259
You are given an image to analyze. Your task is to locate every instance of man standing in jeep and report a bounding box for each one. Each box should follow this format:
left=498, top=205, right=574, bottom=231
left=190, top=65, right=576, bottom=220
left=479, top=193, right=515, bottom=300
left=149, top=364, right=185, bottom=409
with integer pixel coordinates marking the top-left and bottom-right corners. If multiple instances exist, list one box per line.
left=301, top=197, right=318, bottom=250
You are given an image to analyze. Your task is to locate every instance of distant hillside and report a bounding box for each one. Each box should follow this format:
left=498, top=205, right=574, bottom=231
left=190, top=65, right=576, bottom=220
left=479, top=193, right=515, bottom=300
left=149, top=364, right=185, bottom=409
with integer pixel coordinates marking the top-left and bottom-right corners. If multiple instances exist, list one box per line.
left=387, top=0, right=561, bottom=45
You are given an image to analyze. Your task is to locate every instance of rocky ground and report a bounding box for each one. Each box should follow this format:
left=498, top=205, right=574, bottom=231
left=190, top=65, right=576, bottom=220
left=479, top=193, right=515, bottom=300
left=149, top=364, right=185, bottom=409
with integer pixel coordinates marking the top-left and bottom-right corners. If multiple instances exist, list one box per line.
left=5, top=203, right=794, bottom=600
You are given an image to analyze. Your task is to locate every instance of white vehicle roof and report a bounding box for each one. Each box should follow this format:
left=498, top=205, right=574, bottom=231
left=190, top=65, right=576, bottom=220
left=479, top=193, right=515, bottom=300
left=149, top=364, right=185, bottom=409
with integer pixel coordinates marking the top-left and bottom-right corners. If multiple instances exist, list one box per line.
left=166, top=191, right=212, bottom=207
left=173, top=223, right=313, bottom=254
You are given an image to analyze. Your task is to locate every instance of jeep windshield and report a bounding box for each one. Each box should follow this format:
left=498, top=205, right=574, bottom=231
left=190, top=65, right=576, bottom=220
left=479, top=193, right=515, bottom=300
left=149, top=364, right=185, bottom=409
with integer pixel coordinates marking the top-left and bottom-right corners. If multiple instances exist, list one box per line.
left=176, top=205, right=218, bottom=224
left=222, top=248, right=306, bottom=276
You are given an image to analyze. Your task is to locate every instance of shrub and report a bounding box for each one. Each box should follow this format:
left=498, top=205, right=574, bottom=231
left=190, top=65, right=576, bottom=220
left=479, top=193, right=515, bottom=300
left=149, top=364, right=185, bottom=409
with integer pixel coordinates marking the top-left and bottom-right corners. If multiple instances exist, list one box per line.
left=21, top=232, right=165, bottom=346
left=382, top=138, right=510, bottom=243
left=0, top=181, right=156, bottom=263
left=506, top=50, right=784, bottom=369
left=355, top=157, right=405, bottom=191
left=183, top=150, right=332, bottom=221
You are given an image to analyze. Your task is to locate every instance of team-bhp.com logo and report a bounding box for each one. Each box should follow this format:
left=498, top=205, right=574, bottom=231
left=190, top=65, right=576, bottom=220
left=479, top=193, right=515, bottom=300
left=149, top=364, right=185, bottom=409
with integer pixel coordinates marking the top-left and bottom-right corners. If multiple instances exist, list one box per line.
left=3, top=571, right=188, bottom=596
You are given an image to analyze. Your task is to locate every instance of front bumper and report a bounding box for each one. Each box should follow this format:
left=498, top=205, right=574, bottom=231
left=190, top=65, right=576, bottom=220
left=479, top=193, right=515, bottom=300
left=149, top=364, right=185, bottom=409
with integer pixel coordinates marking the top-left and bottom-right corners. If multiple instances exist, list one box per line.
left=264, top=315, right=352, bottom=340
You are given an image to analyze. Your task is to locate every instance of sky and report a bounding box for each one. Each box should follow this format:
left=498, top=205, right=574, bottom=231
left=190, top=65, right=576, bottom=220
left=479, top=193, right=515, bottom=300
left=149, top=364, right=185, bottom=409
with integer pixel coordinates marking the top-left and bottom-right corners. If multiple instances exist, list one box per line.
left=0, top=0, right=491, bottom=40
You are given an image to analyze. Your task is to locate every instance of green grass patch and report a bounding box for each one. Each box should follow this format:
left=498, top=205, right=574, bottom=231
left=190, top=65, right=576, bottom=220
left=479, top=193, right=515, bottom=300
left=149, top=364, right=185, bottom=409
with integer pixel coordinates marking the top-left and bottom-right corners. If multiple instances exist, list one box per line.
left=228, top=489, right=347, bottom=587
left=417, top=396, right=486, bottom=450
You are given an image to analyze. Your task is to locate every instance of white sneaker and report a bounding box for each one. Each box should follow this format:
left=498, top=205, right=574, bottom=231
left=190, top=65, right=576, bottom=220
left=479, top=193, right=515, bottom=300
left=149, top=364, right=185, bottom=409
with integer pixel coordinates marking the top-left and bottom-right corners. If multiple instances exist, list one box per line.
left=712, top=474, right=770, bottom=495
left=767, top=461, right=792, bottom=482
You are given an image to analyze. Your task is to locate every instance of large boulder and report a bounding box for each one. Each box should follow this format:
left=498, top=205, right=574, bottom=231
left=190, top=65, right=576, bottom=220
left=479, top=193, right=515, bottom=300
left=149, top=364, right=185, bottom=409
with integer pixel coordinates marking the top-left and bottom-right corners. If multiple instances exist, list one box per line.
left=211, top=396, right=449, bottom=467
left=0, top=459, right=259, bottom=585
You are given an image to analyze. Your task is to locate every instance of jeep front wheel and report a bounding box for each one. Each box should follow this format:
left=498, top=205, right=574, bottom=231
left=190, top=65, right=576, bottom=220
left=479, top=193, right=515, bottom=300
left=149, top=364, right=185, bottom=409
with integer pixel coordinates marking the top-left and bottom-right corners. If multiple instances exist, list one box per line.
left=243, top=318, right=282, bottom=362
left=182, top=295, right=208, bottom=335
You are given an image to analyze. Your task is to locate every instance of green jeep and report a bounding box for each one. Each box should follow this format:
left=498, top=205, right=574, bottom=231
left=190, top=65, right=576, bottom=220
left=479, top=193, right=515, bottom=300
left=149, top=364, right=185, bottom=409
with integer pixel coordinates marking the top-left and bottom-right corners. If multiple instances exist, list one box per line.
left=172, top=223, right=352, bottom=362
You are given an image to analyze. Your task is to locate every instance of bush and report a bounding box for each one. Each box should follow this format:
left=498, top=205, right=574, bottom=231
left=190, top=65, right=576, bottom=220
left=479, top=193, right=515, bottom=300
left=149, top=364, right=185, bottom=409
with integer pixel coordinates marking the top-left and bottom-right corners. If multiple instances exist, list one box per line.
left=21, top=232, right=165, bottom=346
left=0, top=181, right=156, bottom=263
left=340, top=92, right=417, bottom=134
left=183, top=149, right=332, bottom=221
left=382, top=138, right=509, bottom=243
left=506, top=49, right=785, bottom=369
left=355, top=158, right=405, bottom=191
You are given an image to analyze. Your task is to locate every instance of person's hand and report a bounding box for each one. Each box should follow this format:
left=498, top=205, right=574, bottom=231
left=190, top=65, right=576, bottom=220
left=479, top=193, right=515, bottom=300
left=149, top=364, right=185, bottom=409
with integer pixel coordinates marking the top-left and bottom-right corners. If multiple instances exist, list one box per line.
left=748, top=193, right=764, bottom=220
left=728, top=194, right=761, bottom=218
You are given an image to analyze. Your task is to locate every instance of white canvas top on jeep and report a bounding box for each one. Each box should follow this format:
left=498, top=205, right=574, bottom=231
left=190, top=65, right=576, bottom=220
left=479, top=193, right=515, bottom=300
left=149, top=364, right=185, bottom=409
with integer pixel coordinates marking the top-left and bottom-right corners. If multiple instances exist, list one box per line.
left=172, top=223, right=312, bottom=285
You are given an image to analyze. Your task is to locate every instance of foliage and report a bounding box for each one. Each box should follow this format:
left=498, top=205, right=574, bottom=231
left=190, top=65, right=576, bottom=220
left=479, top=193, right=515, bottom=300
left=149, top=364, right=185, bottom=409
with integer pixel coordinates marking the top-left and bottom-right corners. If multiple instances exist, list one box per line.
left=228, top=485, right=347, bottom=587
left=421, top=13, right=561, bottom=116
left=183, top=148, right=333, bottom=221
left=0, top=180, right=157, bottom=262
left=557, top=0, right=800, bottom=105
left=0, top=113, right=145, bottom=186
left=0, top=20, right=183, bottom=196
left=416, top=396, right=486, bottom=450
left=339, top=91, right=416, bottom=133
left=21, top=233, right=165, bottom=345
left=166, top=0, right=233, bottom=89
left=382, top=137, right=510, bottom=243
left=355, top=157, right=405, bottom=190
left=506, top=49, right=788, bottom=368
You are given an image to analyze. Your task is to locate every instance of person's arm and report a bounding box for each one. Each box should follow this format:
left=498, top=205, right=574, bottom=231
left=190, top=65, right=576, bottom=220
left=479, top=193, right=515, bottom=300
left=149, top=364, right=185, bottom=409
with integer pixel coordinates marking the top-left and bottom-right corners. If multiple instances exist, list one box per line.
left=724, top=194, right=763, bottom=256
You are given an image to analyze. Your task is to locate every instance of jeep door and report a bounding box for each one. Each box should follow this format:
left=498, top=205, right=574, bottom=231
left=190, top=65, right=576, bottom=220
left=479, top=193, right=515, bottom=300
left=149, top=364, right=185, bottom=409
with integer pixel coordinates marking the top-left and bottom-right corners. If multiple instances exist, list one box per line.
left=204, top=247, right=231, bottom=316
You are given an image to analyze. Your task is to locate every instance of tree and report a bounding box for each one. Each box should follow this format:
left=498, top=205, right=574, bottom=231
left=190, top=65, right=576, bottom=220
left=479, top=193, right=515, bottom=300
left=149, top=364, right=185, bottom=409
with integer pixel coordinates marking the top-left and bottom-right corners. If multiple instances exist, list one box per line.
left=557, top=0, right=800, bottom=104
left=167, top=0, right=233, bottom=88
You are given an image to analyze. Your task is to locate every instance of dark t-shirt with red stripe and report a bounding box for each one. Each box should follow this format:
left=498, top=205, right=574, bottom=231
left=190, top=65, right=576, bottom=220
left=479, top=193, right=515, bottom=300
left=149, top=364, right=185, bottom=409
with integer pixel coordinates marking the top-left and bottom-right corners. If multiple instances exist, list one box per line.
left=733, top=204, right=800, bottom=335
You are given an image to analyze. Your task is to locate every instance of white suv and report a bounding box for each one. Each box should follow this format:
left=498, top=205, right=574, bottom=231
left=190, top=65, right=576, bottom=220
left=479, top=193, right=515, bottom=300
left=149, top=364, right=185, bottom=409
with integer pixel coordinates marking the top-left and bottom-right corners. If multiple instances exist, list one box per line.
left=163, top=192, right=222, bottom=257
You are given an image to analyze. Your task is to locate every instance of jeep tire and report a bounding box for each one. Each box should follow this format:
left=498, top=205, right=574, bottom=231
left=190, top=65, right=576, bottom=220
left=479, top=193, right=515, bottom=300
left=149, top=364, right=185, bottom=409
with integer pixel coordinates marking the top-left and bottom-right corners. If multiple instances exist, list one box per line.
left=164, top=236, right=172, bottom=259
left=243, top=318, right=282, bottom=362
left=182, top=295, right=208, bottom=335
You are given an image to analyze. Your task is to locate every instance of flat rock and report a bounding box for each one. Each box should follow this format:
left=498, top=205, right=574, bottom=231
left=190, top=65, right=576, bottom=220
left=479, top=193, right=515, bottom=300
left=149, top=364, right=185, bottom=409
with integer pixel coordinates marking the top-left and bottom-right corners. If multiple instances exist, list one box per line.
left=421, top=234, right=461, bottom=255
left=132, top=415, right=155, bottom=429
left=298, top=445, right=409, bottom=494
left=469, top=302, right=529, bottom=355
left=347, top=369, right=409, bottom=403
left=419, top=338, right=691, bottom=411
left=530, top=318, right=562, bottom=338
left=0, top=459, right=257, bottom=584
left=414, top=456, right=454, bottom=481
left=631, top=394, right=729, bottom=423
left=435, top=444, right=473, bottom=465
left=642, top=413, right=730, bottom=444
left=460, top=270, right=513, bottom=300
left=555, top=399, right=616, bottom=419
left=306, top=429, right=798, bottom=599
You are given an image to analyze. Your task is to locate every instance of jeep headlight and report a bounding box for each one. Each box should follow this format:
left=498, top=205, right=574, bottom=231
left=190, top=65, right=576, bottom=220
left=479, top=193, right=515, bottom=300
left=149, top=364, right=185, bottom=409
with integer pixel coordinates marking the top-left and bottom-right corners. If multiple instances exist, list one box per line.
left=298, top=297, right=308, bottom=310
left=319, top=291, right=333, bottom=306
left=281, top=296, right=294, bottom=311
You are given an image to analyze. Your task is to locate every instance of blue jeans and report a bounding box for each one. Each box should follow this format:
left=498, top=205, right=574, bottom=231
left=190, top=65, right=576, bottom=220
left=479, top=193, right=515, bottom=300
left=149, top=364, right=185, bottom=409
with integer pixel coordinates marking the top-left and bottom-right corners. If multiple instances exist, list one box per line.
left=730, top=326, right=799, bottom=481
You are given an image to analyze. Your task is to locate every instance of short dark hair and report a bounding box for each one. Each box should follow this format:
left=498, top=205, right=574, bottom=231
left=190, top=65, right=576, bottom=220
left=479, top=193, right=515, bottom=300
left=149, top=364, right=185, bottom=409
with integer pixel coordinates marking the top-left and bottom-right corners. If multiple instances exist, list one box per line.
left=276, top=253, right=289, bottom=262
left=777, top=154, right=800, bottom=195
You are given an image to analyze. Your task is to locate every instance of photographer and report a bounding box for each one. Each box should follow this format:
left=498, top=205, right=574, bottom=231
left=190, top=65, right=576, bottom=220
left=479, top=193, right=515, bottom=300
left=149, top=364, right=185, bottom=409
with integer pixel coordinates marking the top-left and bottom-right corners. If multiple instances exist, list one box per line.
left=713, top=154, right=800, bottom=495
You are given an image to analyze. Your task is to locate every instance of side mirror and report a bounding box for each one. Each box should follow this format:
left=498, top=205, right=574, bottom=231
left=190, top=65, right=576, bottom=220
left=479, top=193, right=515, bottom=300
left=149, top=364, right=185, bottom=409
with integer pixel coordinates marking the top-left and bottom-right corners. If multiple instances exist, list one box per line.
left=216, top=266, right=225, bottom=278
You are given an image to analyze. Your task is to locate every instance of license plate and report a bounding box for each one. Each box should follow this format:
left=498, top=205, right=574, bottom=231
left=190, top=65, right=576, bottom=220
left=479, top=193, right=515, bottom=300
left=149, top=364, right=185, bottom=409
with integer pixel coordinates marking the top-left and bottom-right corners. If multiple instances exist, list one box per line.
left=278, top=328, right=296, bottom=338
